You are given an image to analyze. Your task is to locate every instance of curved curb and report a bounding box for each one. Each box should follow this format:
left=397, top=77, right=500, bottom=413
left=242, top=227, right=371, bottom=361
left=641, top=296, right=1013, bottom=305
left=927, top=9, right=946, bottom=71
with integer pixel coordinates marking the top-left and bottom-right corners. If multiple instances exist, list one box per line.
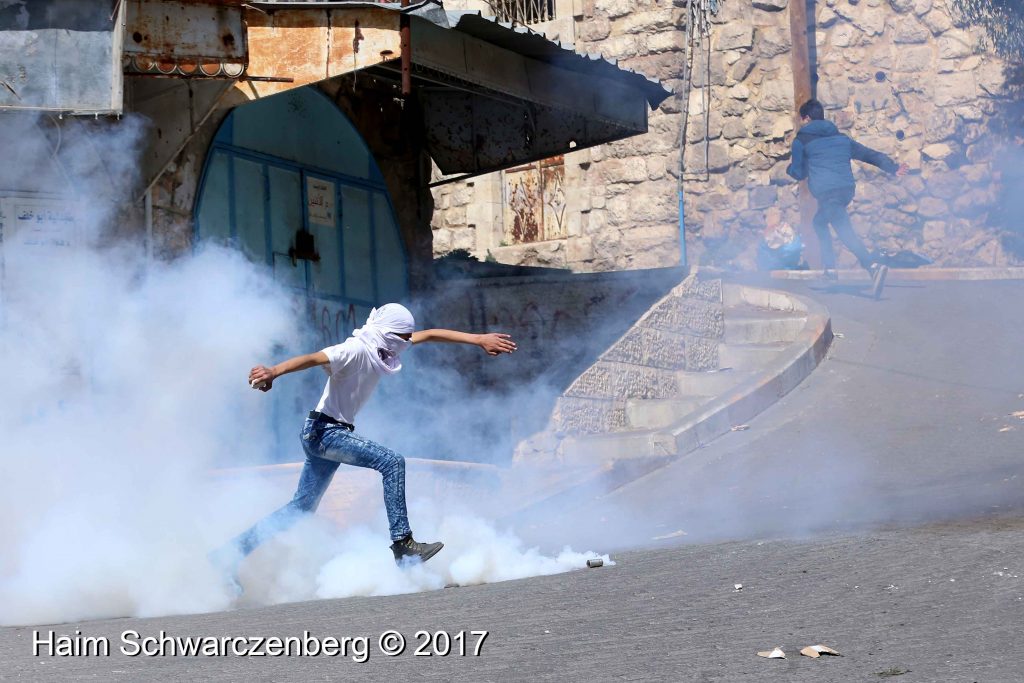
left=770, top=266, right=1024, bottom=281
left=503, top=285, right=833, bottom=521
left=654, top=285, right=832, bottom=456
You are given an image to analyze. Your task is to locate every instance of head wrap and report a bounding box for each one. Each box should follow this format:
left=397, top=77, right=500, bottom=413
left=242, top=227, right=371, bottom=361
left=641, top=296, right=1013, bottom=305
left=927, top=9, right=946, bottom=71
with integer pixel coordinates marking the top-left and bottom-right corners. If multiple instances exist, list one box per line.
left=352, top=303, right=415, bottom=375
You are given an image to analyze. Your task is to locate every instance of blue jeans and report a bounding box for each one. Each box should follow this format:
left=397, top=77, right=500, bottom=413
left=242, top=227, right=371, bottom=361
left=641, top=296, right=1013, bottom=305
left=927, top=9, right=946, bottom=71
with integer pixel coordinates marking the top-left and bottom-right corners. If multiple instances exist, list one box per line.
left=813, top=187, right=874, bottom=270
left=231, top=417, right=412, bottom=556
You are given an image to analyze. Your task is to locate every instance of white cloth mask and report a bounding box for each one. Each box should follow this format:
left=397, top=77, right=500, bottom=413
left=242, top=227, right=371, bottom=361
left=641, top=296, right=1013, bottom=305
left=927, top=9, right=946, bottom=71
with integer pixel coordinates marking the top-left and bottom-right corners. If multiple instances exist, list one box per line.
left=352, top=303, right=415, bottom=375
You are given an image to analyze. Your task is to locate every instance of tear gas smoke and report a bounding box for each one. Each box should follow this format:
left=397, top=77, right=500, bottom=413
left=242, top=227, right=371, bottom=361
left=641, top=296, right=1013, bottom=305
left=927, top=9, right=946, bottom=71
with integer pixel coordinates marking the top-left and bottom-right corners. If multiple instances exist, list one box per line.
left=0, top=113, right=608, bottom=627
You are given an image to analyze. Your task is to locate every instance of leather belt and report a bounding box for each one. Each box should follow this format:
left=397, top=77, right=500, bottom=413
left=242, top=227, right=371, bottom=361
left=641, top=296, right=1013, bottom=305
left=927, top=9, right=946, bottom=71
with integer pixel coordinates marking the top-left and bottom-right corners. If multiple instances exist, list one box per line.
left=308, top=411, right=354, bottom=431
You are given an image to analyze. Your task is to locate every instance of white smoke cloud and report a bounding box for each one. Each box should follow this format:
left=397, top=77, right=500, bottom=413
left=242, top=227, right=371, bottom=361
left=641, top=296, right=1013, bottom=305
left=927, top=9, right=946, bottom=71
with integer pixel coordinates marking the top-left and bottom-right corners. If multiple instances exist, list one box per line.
left=0, top=113, right=608, bottom=627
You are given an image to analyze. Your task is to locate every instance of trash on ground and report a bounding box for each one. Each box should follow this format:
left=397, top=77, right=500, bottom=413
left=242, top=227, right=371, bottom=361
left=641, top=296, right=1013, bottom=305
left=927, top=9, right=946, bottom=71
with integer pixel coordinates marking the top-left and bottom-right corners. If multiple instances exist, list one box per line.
left=586, top=558, right=604, bottom=569
left=734, top=583, right=743, bottom=591
left=647, top=528, right=688, bottom=540
left=1011, top=410, right=1024, bottom=419
left=800, top=644, right=842, bottom=658
left=834, top=332, right=845, bottom=338
left=999, top=425, right=1014, bottom=432
left=757, top=647, right=786, bottom=659
left=731, top=424, right=750, bottom=431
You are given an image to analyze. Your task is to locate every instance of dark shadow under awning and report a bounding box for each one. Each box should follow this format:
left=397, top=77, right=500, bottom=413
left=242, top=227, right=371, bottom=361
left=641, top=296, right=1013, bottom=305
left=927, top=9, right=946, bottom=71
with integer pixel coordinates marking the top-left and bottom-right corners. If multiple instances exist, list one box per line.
left=247, top=0, right=671, bottom=177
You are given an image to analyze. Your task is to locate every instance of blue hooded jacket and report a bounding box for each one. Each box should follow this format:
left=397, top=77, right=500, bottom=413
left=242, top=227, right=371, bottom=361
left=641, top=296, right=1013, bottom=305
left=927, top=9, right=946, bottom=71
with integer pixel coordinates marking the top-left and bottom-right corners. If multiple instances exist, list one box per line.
left=787, top=119, right=898, bottom=198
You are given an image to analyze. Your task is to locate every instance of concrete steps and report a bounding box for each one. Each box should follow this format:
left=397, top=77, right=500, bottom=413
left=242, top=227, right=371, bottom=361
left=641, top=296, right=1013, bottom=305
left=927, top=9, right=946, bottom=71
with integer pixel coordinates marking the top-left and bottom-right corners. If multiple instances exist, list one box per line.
left=515, top=280, right=831, bottom=480
left=724, top=306, right=808, bottom=344
left=625, top=396, right=710, bottom=431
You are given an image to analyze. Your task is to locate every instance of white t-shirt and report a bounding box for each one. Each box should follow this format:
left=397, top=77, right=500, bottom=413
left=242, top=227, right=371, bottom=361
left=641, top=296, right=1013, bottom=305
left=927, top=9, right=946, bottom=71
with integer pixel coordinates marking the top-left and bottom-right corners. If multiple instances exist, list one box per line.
left=314, top=338, right=381, bottom=425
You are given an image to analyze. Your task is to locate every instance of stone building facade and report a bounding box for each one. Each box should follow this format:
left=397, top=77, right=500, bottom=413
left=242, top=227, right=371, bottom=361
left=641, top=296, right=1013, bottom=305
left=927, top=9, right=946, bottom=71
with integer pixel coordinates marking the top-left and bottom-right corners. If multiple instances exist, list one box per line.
left=432, top=0, right=1022, bottom=270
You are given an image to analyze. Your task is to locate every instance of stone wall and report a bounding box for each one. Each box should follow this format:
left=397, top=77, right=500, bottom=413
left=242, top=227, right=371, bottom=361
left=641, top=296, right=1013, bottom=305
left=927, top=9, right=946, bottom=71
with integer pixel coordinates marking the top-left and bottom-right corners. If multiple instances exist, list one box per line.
left=432, top=0, right=1022, bottom=270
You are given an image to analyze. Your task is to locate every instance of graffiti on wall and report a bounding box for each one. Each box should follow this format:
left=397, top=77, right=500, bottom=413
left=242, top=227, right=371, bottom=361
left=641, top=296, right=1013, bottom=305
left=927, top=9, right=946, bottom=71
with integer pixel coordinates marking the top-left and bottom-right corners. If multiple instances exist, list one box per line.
left=308, top=298, right=358, bottom=347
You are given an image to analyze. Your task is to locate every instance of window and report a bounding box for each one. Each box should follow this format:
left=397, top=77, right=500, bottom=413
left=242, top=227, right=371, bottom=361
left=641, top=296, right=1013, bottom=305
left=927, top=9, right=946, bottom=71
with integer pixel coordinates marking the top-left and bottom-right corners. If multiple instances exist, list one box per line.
left=489, top=0, right=555, bottom=25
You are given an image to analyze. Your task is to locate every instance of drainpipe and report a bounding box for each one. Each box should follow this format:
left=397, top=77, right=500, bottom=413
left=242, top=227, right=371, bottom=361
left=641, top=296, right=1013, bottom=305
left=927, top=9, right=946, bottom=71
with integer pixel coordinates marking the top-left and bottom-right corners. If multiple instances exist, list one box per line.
left=400, top=0, right=411, bottom=97
left=145, top=187, right=154, bottom=262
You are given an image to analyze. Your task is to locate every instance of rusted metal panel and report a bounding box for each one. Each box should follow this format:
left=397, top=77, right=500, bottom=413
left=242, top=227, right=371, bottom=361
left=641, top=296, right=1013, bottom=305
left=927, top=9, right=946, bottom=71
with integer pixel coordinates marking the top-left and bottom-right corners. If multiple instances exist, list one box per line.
left=503, top=156, right=565, bottom=244
left=0, top=0, right=123, bottom=114
left=123, top=0, right=246, bottom=78
left=242, top=7, right=401, bottom=99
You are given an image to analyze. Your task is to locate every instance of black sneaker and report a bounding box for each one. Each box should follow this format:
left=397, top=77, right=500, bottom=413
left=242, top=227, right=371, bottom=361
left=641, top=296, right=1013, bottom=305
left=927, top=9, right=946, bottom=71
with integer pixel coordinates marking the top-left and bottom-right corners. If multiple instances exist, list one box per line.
left=869, top=263, right=889, bottom=299
left=391, top=534, right=444, bottom=565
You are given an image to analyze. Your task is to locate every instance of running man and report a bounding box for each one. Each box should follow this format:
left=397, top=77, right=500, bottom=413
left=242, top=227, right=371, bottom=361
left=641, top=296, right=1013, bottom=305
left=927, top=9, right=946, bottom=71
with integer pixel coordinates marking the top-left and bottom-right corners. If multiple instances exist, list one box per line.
left=220, top=303, right=516, bottom=572
left=787, top=98, right=909, bottom=297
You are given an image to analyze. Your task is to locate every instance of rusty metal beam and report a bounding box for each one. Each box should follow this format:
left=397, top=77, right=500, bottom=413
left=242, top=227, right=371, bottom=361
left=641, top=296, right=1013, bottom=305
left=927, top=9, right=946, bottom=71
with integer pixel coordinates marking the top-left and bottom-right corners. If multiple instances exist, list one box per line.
left=240, top=6, right=402, bottom=99
left=789, top=0, right=819, bottom=268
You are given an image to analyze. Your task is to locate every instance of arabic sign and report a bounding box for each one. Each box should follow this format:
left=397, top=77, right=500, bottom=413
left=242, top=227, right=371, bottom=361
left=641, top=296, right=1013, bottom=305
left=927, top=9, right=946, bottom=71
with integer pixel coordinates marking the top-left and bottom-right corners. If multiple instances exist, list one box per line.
left=1, top=198, right=80, bottom=250
left=307, top=177, right=336, bottom=226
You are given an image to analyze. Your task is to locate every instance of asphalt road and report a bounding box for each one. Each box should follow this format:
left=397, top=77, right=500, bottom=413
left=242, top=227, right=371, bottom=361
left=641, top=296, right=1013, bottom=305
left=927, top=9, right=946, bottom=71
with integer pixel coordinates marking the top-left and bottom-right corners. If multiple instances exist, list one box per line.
left=2, top=278, right=1023, bottom=682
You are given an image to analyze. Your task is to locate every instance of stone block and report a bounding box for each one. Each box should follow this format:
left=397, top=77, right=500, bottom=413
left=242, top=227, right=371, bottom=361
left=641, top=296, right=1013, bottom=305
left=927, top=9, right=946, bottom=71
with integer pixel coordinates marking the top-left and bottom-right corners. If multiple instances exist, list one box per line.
left=917, top=196, right=948, bottom=218
left=644, top=295, right=725, bottom=338
left=724, top=166, right=748, bottom=190
left=753, top=0, right=788, bottom=10
left=579, top=16, right=611, bottom=41
left=818, top=78, right=851, bottom=108
left=567, top=235, right=595, bottom=263
left=922, top=143, right=953, bottom=160
left=684, top=140, right=731, bottom=173
left=933, top=71, right=976, bottom=106
left=890, top=0, right=915, bottom=12
left=601, top=156, right=649, bottom=183
left=921, top=9, right=952, bottom=35
left=849, top=6, right=888, bottom=34
left=892, top=16, right=931, bottom=43
left=924, top=108, right=957, bottom=143
left=748, top=185, right=778, bottom=210
left=715, top=23, right=754, bottom=50
left=602, top=326, right=689, bottom=369
left=913, top=0, right=932, bottom=15
left=976, top=61, right=1006, bottom=95
left=830, top=22, right=862, bottom=47
left=565, top=361, right=680, bottom=400
left=937, top=34, right=973, bottom=59
left=759, top=76, right=795, bottom=112
left=756, top=27, right=792, bottom=58
left=728, top=54, right=757, bottom=84
left=601, top=0, right=633, bottom=19
left=722, top=117, right=747, bottom=140
left=894, top=44, right=934, bottom=72
left=553, top=397, right=627, bottom=434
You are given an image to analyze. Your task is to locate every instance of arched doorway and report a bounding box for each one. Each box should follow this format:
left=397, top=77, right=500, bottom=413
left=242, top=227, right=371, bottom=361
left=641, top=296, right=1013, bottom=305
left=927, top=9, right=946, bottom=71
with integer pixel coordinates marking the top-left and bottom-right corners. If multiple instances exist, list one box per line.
left=194, top=87, right=407, bottom=318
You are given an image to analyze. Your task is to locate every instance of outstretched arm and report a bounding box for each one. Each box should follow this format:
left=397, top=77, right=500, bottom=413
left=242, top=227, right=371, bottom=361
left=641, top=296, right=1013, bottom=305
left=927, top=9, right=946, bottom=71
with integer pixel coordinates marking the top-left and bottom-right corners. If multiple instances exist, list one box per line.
left=849, top=139, right=903, bottom=174
left=248, top=351, right=329, bottom=392
left=412, top=329, right=517, bottom=356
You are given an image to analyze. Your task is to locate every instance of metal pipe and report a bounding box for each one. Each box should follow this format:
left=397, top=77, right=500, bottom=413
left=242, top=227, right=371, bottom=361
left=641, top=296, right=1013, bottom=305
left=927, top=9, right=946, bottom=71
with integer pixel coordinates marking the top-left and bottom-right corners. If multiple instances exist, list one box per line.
left=145, top=187, right=154, bottom=261
left=400, top=0, right=411, bottom=97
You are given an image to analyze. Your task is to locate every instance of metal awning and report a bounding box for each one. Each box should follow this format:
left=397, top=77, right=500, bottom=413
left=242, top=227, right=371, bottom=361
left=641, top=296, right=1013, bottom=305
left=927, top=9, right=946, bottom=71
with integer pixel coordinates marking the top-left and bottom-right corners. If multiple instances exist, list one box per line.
left=242, top=0, right=671, bottom=176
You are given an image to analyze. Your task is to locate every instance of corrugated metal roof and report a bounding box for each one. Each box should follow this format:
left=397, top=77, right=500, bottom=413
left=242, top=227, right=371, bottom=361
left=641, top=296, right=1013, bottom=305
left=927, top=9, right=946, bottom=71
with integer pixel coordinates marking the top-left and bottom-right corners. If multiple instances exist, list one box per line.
left=246, top=0, right=671, bottom=108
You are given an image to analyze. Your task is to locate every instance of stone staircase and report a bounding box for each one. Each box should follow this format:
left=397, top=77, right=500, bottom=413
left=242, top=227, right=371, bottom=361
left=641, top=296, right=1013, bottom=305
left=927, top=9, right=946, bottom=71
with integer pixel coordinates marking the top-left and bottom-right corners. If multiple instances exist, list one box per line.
left=514, top=277, right=829, bottom=467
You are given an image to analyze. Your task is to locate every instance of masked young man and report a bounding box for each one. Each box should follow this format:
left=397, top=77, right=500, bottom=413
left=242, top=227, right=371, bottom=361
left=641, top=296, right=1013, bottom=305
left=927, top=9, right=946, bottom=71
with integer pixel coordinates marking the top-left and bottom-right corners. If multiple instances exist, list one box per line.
left=224, top=303, right=516, bottom=570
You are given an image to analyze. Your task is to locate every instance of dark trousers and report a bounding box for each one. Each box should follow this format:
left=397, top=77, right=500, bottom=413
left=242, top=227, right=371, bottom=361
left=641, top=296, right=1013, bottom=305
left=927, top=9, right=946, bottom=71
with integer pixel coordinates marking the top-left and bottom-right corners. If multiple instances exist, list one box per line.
left=812, top=188, right=874, bottom=270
